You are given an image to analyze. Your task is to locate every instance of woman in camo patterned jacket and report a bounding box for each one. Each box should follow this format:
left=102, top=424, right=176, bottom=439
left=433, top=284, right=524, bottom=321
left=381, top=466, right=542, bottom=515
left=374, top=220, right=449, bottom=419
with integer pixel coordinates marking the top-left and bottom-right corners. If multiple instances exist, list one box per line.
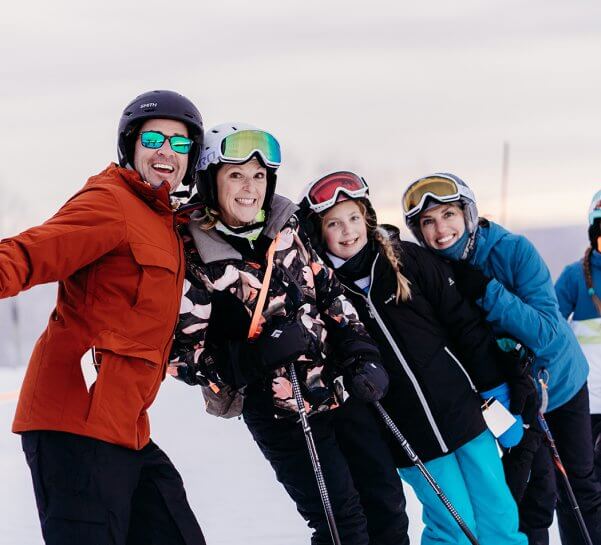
left=167, top=123, right=410, bottom=545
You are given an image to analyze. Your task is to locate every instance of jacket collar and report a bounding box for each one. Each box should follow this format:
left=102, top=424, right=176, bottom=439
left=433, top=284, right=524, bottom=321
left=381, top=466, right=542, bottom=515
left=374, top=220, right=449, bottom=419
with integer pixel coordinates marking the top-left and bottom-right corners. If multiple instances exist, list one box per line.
left=188, top=194, right=298, bottom=264
left=109, top=163, right=174, bottom=215
left=469, top=221, right=510, bottom=266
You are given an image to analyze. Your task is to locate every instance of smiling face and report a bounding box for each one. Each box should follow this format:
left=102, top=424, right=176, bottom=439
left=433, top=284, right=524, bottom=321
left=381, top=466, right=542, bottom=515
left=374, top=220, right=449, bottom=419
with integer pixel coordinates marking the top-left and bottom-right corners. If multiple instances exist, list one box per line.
left=321, top=199, right=368, bottom=260
left=418, top=203, right=466, bottom=250
left=216, top=157, right=267, bottom=227
left=133, top=118, right=189, bottom=191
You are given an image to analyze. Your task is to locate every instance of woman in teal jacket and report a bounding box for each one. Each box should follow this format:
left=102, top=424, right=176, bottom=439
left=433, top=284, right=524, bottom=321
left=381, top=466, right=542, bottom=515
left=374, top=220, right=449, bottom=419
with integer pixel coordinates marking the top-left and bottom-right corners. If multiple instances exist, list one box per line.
left=402, top=173, right=600, bottom=545
left=555, top=189, right=601, bottom=481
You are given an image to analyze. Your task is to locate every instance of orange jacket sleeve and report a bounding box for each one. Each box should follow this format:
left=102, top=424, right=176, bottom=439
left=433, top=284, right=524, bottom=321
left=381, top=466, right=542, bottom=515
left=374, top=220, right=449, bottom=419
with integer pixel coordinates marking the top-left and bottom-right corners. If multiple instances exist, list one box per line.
left=0, top=186, right=127, bottom=297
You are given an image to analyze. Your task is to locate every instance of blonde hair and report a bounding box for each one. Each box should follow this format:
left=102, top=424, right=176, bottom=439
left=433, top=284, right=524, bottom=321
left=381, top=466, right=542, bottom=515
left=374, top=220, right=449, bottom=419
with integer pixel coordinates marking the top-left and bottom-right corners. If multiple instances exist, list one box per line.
left=322, top=200, right=412, bottom=303
left=195, top=206, right=220, bottom=230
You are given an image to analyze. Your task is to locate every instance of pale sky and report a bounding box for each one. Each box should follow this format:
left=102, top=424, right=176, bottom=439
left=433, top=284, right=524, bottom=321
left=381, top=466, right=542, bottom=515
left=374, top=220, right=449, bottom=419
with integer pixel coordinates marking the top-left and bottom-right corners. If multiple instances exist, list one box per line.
left=1, top=0, right=600, bottom=235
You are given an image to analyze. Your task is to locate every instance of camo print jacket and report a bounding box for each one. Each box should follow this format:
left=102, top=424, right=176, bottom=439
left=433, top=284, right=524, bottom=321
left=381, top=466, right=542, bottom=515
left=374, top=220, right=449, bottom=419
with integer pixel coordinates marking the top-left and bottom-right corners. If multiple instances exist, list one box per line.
left=170, top=195, right=378, bottom=415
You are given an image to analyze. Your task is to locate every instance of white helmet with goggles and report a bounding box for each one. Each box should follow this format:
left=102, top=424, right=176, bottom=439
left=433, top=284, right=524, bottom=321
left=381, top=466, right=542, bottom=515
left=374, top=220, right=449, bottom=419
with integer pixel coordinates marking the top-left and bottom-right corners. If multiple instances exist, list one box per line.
left=402, top=173, right=479, bottom=256
left=588, top=190, right=601, bottom=226
left=195, top=122, right=282, bottom=214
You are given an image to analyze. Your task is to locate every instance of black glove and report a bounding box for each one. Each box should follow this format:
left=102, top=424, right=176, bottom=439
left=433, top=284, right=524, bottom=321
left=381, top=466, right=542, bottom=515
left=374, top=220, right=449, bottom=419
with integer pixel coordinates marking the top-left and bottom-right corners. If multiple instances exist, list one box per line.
left=343, top=355, right=389, bottom=402
left=175, top=348, right=225, bottom=387
left=495, top=340, right=539, bottom=425
left=502, top=426, right=544, bottom=502
left=451, top=260, right=490, bottom=301
left=254, top=318, right=320, bottom=371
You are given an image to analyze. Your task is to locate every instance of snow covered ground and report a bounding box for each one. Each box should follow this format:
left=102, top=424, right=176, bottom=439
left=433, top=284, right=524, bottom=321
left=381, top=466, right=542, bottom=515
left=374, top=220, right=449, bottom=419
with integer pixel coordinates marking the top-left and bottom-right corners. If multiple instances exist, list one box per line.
left=0, top=364, right=561, bottom=544
left=0, top=365, right=418, bottom=544
left=0, top=223, right=576, bottom=543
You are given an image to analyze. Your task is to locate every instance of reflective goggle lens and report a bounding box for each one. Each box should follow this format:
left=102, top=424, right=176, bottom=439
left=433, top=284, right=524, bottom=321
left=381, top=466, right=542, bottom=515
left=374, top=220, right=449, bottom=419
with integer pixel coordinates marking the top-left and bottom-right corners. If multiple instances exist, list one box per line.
left=308, top=172, right=367, bottom=209
left=220, top=130, right=281, bottom=167
left=140, top=131, right=192, bottom=154
left=402, top=177, right=460, bottom=214
left=169, top=135, right=193, bottom=154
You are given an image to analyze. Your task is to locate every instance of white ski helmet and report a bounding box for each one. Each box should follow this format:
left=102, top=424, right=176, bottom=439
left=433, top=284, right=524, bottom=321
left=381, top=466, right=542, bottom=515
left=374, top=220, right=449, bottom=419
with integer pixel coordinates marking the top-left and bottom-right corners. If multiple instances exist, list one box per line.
left=195, top=122, right=281, bottom=214
left=588, top=190, right=601, bottom=226
left=402, top=173, right=479, bottom=257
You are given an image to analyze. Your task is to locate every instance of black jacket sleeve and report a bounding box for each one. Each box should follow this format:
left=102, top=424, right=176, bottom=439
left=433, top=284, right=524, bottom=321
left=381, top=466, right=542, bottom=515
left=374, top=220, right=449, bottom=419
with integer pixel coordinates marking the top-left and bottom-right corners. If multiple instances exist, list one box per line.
left=412, top=245, right=506, bottom=391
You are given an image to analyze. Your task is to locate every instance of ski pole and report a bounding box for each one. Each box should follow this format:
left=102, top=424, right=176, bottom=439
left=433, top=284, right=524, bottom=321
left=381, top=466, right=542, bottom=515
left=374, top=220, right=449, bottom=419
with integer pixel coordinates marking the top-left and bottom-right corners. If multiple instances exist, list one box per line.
left=288, top=362, right=342, bottom=545
left=373, top=401, right=480, bottom=545
left=537, top=412, right=593, bottom=545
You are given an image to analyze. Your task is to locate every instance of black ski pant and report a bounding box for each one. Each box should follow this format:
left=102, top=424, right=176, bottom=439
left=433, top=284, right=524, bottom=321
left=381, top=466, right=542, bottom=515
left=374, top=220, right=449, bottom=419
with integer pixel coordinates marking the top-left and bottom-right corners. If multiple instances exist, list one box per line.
left=590, top=413, right=601, bottom=483
left=514, top=435, right=556, bottom=545
left=333, top=398, right=410, bottom=545
left=544, top=384, right=601, bottom=545
left=21, top=430, right=205, bottom=545
left=243, top=398, right=409, bottom=545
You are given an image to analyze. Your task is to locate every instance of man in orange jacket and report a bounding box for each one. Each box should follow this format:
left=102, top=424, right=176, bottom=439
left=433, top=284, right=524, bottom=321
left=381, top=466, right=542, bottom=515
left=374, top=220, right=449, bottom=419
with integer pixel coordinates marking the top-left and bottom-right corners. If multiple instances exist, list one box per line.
left=1, top=90, right=206, bottom=545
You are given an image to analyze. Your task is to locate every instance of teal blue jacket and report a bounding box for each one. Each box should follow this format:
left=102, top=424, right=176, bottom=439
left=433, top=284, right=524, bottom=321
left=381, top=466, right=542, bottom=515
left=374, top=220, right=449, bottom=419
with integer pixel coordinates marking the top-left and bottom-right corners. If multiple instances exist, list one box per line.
left=469, top=221, right=588, bottom=412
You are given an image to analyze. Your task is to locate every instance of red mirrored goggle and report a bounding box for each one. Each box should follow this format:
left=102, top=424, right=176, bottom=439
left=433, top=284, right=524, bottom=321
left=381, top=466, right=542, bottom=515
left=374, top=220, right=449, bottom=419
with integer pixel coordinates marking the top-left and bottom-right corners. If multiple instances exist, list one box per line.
left=304, top=171, right=369, bottom=213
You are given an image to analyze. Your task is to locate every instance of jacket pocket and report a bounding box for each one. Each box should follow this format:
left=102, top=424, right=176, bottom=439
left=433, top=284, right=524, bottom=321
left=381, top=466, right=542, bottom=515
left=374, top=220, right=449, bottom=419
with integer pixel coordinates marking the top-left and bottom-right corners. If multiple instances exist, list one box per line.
left=86, top=349, right=161, bottom=437
left=444, top=346, right=477, bottom=392
left=130, top=242, right=178, bottom=319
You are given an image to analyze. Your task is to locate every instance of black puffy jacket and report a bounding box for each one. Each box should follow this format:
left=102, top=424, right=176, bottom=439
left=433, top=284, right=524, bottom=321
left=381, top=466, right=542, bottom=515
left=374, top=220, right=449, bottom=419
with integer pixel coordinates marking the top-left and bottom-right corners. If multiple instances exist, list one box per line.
left=335, top=237, right=507, bottom=467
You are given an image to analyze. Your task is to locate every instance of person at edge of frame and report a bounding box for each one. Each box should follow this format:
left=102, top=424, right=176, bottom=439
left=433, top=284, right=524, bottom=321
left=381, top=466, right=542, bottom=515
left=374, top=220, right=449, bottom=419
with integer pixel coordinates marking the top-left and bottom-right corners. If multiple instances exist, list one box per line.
left=168, top=122, right=410, bottom=545
left=298, top=170, right=528, bottom=545
left=0, top=90, right=207, bottom=545
left=555, top=190, right=601, bottom=483
left=402, top=172, right=601, bottom=545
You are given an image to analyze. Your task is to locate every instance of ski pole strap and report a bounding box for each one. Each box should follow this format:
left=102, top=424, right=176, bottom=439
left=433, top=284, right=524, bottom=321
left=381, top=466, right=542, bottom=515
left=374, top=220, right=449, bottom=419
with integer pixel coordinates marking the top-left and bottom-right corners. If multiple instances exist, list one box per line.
left=537, top=368, right=550, bottom=414
left=248, top=233, right=280, bottom=340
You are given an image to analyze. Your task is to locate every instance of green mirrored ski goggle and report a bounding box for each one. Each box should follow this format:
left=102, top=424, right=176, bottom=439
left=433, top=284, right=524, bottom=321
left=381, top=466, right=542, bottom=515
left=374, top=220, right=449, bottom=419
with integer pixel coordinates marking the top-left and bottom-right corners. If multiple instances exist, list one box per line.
left=220, top=130, right=281, bottom=167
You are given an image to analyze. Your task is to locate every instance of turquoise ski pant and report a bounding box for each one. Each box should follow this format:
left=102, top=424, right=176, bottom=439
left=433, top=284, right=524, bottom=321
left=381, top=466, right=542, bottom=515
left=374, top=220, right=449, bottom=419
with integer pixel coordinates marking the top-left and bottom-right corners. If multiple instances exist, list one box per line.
left=398, top=430, right=527, bottom=545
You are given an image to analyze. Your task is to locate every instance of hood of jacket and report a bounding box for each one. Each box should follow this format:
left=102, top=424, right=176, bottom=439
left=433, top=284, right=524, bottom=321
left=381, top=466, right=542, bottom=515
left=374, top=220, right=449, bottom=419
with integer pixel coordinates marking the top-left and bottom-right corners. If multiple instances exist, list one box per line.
left=469, top=220, right=512, bottom=268
left=97, top=163, right=175, bottom=215
left=188, top=194, right=298, bottom=264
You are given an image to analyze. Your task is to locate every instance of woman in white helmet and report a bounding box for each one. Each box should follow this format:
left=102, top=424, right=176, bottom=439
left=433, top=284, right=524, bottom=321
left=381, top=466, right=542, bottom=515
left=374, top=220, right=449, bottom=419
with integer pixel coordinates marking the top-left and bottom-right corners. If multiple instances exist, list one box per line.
left=555, top=190, right=601, bottom=482
left=168, top=123, right=410, bottom=545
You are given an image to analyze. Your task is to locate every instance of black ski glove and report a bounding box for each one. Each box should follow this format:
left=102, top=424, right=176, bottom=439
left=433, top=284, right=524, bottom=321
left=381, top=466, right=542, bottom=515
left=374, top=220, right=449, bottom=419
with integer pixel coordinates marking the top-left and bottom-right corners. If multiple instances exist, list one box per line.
left=343, top=354, right=389, bottom=403
left=174, top=348, right=225, bottom=387
left=254, top=318, right=321, bottom=372
left=495, top=340, right=539, bottom=425
left=501, top=426, right=545, bottom=503
left=451, top=261, right=490, bottom=301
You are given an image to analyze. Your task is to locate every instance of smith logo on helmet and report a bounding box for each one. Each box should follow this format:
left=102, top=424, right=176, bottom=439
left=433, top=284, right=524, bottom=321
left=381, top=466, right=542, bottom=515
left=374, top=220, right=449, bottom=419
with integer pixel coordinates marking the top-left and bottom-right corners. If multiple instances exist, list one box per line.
left=139, top=102, right=158, bottom=109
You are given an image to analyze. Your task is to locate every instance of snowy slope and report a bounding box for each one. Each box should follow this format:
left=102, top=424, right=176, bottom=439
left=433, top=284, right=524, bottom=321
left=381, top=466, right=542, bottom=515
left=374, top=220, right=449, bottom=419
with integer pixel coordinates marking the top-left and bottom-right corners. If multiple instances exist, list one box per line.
left=0, top=223, right=578, bottom=543
left=0, top=366, right=429, bottom=544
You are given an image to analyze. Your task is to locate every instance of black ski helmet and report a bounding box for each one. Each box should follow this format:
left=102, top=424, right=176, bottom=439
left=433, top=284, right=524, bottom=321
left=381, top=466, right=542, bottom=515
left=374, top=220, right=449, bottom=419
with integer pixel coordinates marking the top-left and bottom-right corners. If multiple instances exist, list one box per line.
left=117, top=90, right=204, bottom=186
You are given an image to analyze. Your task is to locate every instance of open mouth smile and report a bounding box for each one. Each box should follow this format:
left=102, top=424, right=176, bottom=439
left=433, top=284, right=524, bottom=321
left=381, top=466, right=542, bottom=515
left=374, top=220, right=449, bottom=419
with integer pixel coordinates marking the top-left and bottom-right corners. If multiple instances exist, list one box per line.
left=339, top=237, right=359, bottom=247
left=436, top=234, right=456, bottom=246
left=152, top=163, right=175, bottom=174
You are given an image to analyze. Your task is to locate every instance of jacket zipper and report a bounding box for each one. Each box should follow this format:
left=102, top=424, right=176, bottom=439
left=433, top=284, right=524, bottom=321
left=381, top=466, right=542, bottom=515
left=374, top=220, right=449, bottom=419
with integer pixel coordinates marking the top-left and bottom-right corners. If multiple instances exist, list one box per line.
left=345, top=255, right=449, bottom=453
left=444, top=346, right=477, bottom=392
